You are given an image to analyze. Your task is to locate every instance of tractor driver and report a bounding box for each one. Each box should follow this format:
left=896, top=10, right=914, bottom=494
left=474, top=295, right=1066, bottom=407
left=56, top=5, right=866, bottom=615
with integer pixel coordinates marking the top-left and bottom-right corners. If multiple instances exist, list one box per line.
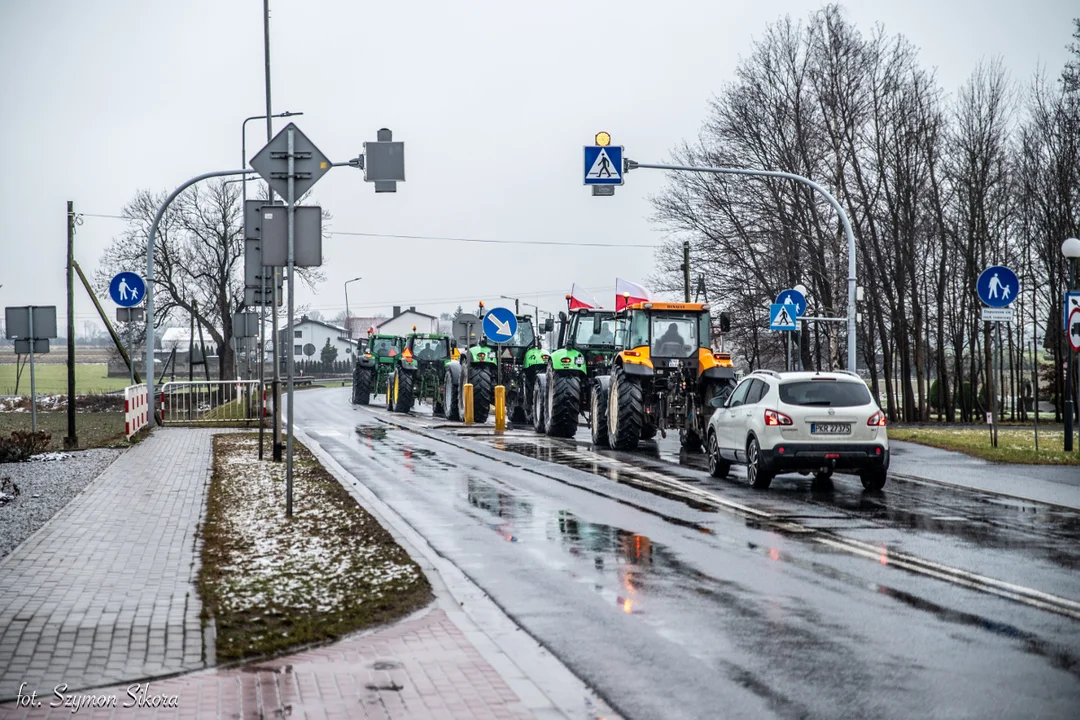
left=417, top=340, right=437, bottom=360
left=658, top=322, right=685, bottom=347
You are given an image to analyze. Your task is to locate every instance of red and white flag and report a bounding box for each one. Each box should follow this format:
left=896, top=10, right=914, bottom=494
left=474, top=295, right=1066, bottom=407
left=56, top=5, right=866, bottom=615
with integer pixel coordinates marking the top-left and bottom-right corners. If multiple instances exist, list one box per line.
left=568, top=283, right=601, bottom=310
left=615, top=278, right=653, bottom=311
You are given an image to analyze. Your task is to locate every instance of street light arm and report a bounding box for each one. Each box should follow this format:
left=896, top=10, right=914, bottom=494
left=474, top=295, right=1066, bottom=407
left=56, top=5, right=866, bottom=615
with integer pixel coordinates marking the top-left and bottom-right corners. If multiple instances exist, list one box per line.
left=626, top=160, right=858, bottom=373
left=145, top=168, right=250, bottom=426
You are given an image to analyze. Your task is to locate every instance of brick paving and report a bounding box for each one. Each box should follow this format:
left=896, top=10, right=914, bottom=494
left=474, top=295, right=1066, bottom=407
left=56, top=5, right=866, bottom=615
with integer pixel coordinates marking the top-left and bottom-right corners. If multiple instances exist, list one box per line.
left=0, top=607, right=535, bottom=720
left=0, top=429, right=214, bottom=701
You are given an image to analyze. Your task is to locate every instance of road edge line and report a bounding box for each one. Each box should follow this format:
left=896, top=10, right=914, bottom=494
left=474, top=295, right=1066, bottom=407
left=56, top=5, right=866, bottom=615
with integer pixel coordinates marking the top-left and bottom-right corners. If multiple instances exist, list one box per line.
left=293, top=423, right=619, bottom=720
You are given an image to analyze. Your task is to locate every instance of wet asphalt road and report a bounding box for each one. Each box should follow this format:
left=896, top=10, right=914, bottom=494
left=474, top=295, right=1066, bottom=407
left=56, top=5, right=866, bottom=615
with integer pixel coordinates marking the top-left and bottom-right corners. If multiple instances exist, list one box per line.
left=294, top=388, right=1080, bottom=720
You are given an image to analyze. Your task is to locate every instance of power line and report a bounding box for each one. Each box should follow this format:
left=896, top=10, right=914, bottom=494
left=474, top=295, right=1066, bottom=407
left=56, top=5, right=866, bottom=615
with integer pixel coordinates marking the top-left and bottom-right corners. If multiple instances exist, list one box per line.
left=78, top=211, right=662, bottom=249
left=327, top=230, right=658, bottom=248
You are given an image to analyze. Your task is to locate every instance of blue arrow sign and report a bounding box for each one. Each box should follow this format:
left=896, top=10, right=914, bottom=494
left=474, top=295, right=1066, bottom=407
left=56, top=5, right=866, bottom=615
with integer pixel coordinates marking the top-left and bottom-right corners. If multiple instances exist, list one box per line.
left=109, top=272, right=146, bottom=308
left=584, top=145, right=623, bottom=185
left=775, top=289, right=806, bottom=318
left=769, top=304, right=797, bottom=331
left=976, top=265, right=1018, bottom=308
left=483, top=307, right=518, bottom=343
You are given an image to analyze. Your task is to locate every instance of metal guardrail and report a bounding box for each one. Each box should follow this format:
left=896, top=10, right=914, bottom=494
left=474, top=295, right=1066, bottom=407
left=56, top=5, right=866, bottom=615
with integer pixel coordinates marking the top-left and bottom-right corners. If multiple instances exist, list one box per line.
left=159, top=380, right=263, bottom=425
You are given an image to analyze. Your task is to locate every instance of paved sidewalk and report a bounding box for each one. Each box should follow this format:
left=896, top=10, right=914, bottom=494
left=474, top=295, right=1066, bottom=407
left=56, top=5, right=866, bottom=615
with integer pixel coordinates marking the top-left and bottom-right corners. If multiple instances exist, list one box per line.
left=890, top=440, right=1080, bottom=509
left=0, top=429, right=214, bottom=701
left=0, top=606, right=536, bottom=720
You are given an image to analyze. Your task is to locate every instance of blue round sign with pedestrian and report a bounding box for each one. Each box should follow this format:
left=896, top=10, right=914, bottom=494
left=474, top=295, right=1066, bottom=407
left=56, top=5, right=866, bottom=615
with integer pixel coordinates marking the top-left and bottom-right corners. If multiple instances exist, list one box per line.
left=109, top=272, right=146, bottom=308
left=976, top=266, right=1018, bottom=308
left=775, top=289, right=806, bottom=318
left=483, top=307, right=518, bottom=343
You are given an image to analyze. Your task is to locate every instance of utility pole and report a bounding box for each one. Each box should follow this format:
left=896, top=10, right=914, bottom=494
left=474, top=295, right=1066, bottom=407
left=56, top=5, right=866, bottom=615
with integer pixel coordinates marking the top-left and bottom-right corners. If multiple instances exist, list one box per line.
left=65, top=201, right=78, bottom=449
left=264, top=0, right=283, bottom=462
left=683, top=241, right=691, bottom=303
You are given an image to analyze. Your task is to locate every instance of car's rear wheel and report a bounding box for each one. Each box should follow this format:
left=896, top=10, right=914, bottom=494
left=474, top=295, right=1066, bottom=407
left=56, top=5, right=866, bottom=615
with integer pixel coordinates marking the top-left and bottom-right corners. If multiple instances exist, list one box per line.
left=746, top=437, right=773, bottom=489
left=860, top=467, right=887, bottom=491
left=707, top=432, right=730, bottom=478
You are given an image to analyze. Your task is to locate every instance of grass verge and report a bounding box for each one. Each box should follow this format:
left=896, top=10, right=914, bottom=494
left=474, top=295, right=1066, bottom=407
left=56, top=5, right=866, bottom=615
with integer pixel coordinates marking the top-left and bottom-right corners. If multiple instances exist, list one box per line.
left=0, top=412, right=128, bottom=450
left=0, top=363, right=130, bottom=395
left=889, top=428, right=1080, bottom=465
left=199, top=434, right=432, bottom=662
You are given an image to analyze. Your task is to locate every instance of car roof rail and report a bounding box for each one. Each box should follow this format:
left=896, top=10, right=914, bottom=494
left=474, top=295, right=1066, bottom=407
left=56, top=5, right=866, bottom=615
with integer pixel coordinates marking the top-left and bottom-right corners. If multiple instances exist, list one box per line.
left=834, top=370, right=863, bottom=379
left=750, top=368, right=781, bottom=378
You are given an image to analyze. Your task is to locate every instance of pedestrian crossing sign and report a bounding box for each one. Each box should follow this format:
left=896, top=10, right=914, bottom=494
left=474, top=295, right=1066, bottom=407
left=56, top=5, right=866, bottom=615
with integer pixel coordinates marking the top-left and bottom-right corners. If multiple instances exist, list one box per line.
left=769, top=303, right=797, bottom=331
left=584, top=145, right=623, bottom=185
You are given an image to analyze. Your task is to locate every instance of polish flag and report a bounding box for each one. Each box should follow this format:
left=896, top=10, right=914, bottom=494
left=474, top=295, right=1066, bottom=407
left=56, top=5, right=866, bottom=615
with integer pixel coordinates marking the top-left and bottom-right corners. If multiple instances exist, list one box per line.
left=615, top=278, right=653, bottom=311
left=568, top=284, right=601, bottom=310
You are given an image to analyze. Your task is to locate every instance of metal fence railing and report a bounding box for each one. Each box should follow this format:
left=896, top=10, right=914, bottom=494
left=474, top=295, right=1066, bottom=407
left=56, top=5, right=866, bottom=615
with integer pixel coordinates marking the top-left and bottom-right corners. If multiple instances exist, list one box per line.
left=158, top=380, right=263, bottom=425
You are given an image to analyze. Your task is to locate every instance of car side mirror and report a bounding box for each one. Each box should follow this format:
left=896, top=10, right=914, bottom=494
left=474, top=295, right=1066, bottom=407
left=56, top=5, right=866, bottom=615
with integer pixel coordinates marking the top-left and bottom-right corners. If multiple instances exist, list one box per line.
left=593, top=314, right=603, bottom=335
left=709, top=395, right=726, bottom=408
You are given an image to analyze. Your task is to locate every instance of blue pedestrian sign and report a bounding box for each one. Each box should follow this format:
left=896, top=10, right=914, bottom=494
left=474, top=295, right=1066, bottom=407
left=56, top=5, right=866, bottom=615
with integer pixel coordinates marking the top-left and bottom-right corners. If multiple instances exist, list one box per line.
left=769, top=304, right=797, bottom=331
left=775, top=289, right=807, bottom=318
left=976, top=265, right=1018, bottom=308
left=583, top=145, right=623, bottom=185
left=483, top=306, right=518, bottom=343
left=109, top=272, right=146, bottom=308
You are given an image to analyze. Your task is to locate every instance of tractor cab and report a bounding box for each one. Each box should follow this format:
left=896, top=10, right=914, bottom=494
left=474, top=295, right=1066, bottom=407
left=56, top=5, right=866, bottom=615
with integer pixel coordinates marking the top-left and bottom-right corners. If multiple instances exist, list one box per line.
left=562, top=309, right=617, bottom=367
left=489, top=316, right=538, bottom=363
left=366, top=333, right=403, bottom=360
left=404, top=334, right=452, bottom=365
left=613, top=302, right=727, bottom=375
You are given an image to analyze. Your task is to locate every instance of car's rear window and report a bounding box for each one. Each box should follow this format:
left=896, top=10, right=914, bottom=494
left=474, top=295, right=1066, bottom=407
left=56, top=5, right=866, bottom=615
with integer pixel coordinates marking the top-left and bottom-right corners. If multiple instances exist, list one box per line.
left=779, top=380, right=872, bottom=407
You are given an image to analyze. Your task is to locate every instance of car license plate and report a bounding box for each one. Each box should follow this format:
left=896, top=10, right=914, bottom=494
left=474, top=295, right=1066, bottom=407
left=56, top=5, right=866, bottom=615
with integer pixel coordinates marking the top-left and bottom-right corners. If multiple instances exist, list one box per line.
left=811, top=423, right=850, bottom=435
left=668, top=359, right=679, bottom=367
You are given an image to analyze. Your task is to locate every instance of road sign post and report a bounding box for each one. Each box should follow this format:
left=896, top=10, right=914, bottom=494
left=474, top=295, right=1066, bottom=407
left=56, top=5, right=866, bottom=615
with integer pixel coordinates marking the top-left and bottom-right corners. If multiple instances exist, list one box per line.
left=976, top=265, right=1019, bottom=448
left=5, top=306, right=58, bottom=435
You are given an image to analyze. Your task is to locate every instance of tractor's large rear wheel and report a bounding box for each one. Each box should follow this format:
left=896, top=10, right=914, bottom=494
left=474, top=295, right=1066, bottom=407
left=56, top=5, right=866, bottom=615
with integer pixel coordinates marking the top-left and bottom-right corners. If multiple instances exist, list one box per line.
left=352, top=366, right=372, bottom=405
left=465, top=364, right=494, bottom=423
left=607, top=366, right=643, bottom=450
left=546, top=372, right=580, bottom=438
left=590, top=380, right=610, bottom=448
left=443, top=368, right=460, bottom=421
left=532, top=376, right=547, bottom=433
left=394, top=370, right=414, bottom=413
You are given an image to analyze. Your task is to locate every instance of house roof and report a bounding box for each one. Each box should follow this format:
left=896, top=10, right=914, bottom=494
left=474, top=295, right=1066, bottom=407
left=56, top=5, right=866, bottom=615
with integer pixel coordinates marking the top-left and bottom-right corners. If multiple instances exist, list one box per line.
left=377, top=309, right=437, bottom=326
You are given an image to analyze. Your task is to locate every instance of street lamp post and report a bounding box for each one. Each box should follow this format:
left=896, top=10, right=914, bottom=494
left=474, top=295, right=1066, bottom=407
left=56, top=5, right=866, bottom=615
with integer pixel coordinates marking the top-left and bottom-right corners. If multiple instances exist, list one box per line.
left=344, top=277, right=362, bottom=340
left=500, top=295, right=521, bottom=314
left=1062, top=237, right=1080, bottom=452
left=626, top=160, right=859, bottom=374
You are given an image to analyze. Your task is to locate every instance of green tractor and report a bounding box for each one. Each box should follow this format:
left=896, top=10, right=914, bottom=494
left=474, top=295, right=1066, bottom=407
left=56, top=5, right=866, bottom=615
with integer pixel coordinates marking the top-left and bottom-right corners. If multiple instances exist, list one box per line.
left=443, top=306, right=552, bottom=424
left=533, top=308, right=617, bottom=437
left=386, top=331, right=455, bottom=415
left=351, top=332, right=404, bottom=405
left=492, top=314, right=554, bottom=425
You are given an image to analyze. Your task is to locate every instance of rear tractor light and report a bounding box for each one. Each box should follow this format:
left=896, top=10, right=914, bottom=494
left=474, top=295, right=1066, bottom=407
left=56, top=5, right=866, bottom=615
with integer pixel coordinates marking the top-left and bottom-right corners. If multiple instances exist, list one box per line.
left=868, top=410, right=887, bottom=426
left=561, top=357, right=572, bottom=364
left=764, top=409, right=793, bottom=426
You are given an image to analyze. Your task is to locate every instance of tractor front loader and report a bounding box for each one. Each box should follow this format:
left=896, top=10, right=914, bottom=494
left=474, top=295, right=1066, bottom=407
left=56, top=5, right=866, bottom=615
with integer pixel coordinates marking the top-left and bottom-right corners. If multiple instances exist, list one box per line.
left=592, top=302, right=735, bottom=451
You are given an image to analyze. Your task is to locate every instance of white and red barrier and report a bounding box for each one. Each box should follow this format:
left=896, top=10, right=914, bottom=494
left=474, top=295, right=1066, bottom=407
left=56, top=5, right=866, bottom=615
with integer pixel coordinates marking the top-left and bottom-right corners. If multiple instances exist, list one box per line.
left=124, top=384, right=149, bottom=438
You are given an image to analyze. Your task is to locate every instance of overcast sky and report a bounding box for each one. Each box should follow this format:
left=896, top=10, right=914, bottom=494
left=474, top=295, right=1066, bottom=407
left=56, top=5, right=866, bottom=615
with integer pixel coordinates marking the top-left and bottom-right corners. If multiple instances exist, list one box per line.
left=0, top=0, right=1074, bottom=334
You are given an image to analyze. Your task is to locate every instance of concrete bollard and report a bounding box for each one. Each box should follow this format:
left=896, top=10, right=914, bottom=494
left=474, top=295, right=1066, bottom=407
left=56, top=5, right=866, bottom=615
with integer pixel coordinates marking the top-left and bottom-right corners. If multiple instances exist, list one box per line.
left=494, top=385, right=506, bottom=434
left=464, top=383, right=474, bottom=424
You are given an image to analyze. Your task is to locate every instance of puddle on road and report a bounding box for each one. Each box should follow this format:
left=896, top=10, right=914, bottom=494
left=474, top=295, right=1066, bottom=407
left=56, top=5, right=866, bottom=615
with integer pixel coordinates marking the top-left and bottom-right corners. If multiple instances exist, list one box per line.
left=355, top=425, right=388, bottom=441
left=493, top=440, right=720, bottom=513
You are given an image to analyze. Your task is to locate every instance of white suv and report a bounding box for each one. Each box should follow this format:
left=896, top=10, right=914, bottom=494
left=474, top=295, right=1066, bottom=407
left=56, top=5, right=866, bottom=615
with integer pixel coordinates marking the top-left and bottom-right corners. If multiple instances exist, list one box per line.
left=705, top=370, right=888, bottom=490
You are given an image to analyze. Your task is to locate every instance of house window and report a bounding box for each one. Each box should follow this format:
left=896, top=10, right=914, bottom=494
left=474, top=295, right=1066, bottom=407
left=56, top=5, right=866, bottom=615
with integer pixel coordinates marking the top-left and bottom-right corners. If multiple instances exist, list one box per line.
left=294, top=330, right=302, bottom=338
left=294, top=344, right=303, bottom=356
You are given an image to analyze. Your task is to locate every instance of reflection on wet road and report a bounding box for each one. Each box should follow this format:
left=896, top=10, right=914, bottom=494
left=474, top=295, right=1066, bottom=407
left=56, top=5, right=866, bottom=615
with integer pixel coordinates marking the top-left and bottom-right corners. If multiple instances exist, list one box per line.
left=297, top=389, right=1080, bottom=720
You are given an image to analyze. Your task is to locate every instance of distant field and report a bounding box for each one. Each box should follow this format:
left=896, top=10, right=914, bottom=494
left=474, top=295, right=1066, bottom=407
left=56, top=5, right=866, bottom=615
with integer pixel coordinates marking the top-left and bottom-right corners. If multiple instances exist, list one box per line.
left=0, top=363, right=129, bottom=395
left=0, top=346, right=114, bottom=365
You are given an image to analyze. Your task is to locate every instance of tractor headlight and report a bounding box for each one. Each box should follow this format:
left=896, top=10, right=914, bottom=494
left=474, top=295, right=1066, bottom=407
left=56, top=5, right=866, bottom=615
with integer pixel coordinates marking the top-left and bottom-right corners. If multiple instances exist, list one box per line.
left=574, top=356, right=585, bottom=366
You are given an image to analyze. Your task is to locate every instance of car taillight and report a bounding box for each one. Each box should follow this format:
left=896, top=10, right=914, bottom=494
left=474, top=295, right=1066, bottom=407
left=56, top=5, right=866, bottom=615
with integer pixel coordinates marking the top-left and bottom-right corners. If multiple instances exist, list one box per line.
left=868, top=410, right=886, bottom=426
left=764, top=409, right=793, bottom=426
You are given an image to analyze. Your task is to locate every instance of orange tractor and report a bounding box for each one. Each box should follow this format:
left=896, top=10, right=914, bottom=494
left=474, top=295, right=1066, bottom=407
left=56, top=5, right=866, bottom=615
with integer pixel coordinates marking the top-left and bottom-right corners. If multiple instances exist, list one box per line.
left=591, top=301, right=736, bottom=451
